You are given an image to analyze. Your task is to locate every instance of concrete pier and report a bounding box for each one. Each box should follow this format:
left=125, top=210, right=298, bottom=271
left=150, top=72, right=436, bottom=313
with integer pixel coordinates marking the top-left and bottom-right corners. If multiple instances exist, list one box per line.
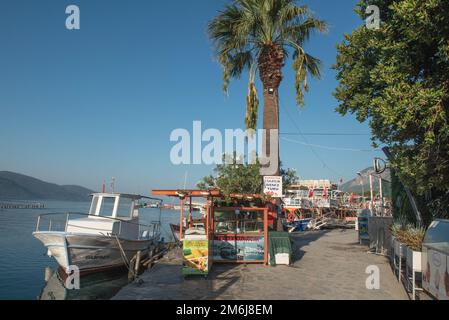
left=112, top=229, right=407, bottom=300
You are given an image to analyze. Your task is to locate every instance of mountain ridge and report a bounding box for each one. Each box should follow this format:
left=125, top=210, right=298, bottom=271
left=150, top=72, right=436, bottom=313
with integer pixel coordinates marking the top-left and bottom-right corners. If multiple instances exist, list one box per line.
left=340, top=167, right=391, bottom=195
left=0, top=171, right=95, bottom=201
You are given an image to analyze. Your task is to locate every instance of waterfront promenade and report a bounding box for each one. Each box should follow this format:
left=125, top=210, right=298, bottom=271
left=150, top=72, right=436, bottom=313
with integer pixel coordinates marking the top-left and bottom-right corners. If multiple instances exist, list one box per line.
left=113, top=229, right=407, bottom=300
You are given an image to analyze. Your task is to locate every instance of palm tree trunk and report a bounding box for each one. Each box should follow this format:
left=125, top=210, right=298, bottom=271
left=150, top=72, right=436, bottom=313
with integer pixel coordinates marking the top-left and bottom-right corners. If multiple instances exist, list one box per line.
left=258, top=43, right=284, bottom=177
left=262, top=88, right=280, bottom=176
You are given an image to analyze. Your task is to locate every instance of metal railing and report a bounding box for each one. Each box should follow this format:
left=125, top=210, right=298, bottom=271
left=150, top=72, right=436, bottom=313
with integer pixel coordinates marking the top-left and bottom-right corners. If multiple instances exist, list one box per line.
left=35, top=212, right=161, bottom=240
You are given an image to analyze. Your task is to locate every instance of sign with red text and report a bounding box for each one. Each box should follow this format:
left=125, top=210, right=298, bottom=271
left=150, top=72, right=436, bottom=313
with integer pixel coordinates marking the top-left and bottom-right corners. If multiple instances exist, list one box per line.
left=263, top=176, right=283, bottom=198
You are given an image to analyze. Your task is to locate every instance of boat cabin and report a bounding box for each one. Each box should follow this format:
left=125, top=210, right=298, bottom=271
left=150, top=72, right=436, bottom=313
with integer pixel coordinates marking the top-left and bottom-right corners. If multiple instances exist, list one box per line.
left=88, top=193, right=140, bottom=219
left=66, top=193, right=144, bottom=239
left=283, top=180, right=339, bottom=209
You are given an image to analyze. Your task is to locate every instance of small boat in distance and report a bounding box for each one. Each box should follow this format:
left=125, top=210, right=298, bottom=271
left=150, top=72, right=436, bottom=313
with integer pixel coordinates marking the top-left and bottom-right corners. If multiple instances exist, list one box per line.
left=170, top=220, right=205, bottom=242
left=33, top=193, right=162, bottom=275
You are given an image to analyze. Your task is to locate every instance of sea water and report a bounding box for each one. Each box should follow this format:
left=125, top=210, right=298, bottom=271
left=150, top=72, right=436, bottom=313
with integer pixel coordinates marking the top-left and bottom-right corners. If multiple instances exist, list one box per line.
left=0, top=200, right=181, bottom=300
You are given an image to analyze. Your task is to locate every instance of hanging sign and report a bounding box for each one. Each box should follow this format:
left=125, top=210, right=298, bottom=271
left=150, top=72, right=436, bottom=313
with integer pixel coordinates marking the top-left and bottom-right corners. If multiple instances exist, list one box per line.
left=263, top=176, right=283, bottom=198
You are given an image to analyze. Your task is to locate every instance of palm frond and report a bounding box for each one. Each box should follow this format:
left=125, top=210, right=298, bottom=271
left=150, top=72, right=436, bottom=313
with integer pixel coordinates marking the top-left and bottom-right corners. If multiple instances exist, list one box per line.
left=209, top=0, right=327, bottom=121
left=293, top=49, right=322, bottom=105
left=282, top=17, right=328, bottom=44
left=245, top=66, right=259, bottom=131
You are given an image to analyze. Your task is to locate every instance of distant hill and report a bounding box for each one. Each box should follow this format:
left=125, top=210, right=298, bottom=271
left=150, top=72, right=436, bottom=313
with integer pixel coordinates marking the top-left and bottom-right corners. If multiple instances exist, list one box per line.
left=0, top=171, right=95, bottom=201
left=340, top=167, right=391, bottom=196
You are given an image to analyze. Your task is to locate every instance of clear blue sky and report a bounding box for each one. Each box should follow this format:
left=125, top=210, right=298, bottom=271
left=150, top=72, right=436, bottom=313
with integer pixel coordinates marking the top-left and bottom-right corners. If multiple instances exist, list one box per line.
left=0, top=0, right=382, bottom=194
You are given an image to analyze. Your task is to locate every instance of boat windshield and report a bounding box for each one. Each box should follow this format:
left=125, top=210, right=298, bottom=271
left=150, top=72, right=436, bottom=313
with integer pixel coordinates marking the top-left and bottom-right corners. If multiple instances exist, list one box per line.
left=116, top=197, right=133, bottom=218
left=89, top=196, right=99, bottom=215
left=99, top=197, right=116, bottom=217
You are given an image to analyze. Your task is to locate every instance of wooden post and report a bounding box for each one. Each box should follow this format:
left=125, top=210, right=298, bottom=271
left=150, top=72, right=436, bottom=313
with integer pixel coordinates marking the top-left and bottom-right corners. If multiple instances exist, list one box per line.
left=179, top=199, right=184, bottom=241
left=211, top=203, right=215, bottom=260
left=264, top=208, right=268, bottom=265
left=128, top=256, right=136, bottom=281
left=379, top=177, right=384, bottom=216
left=44, top=266, right=53, bottom=283
left=205, top=203, right=209, bottom=235
left=135, top=250, right=141, bottom=275
left=188, top=195, right=193, bottom=228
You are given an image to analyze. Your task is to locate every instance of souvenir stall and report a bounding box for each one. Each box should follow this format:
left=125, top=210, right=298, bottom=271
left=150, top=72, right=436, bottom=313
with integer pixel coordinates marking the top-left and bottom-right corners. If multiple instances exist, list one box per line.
left=152, top=189, right=220, bottom=276
left=152, top=190, right=271, bottom=276
left=212, top=205, right=268, bottom=264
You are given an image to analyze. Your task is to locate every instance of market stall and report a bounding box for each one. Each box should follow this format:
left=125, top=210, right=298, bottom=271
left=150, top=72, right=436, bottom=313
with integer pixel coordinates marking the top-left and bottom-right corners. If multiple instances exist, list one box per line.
left=152, top=189, right=219, bottom=276
left=152, top=190, right=274, bottom=276
left=212, top=206, right=268, bottom=264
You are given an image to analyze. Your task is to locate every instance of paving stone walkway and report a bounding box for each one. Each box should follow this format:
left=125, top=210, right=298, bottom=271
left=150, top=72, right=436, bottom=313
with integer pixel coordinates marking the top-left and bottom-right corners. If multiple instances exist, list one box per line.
left=112, top=229, right=408, bottom=300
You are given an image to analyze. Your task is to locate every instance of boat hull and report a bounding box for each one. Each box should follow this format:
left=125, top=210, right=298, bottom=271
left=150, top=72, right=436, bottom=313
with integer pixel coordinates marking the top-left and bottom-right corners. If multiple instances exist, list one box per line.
left=33, top=232, right=158, bottom=275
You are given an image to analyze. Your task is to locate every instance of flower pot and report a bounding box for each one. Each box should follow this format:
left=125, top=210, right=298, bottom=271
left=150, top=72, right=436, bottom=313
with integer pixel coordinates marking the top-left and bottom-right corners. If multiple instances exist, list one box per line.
left=406, top=246, right=422, bottom=272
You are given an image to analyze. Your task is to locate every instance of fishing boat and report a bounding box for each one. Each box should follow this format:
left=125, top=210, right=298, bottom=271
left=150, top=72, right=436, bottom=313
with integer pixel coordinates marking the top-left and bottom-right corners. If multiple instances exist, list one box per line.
left=170, top=220, right=205, bottom=242
left=33, top=193, right=162, bottom=275
left=282, top=180, right=356, bottom=231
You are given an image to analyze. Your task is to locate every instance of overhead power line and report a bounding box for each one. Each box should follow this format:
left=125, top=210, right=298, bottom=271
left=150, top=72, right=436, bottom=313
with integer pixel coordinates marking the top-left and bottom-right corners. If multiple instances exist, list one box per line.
left=280, top=132, right=371, bottom=136
left=278, top=99, right=344, bottom=177
left=281, top=136, right=380, bottom=152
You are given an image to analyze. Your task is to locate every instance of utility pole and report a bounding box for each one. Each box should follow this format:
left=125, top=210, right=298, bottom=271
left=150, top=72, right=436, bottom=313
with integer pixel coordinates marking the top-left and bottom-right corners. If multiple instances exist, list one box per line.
left=379, top=176, right=383, bottom=216
left=369, top=174, right=374, bottom=211
left=111, top=177, right=116, bottom=193
left=357, top=172, right=365, bottom=207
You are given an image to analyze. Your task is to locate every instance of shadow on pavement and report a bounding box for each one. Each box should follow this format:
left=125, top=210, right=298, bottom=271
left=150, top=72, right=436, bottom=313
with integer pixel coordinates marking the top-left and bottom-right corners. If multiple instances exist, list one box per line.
left=289, top=230, right=331, bottom=263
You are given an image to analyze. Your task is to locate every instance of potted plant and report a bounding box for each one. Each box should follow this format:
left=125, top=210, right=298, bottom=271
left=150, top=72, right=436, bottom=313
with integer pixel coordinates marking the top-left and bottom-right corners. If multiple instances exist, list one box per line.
left=403, top=226, right=425, bottom=273
left=390, top=222, right=410, bottom=281
left=390, top=223, right=407, bottom=259
left=401, top=226, right=426, bottom=299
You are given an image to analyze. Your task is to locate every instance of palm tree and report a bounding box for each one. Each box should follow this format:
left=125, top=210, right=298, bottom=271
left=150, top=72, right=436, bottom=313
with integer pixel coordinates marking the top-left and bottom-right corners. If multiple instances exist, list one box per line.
left=208, top=0, right=326, bottom=175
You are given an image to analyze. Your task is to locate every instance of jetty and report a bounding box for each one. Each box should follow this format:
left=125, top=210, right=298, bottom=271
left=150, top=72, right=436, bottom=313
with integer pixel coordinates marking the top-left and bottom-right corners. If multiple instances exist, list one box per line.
left=0, top=202, right=45, bottom=209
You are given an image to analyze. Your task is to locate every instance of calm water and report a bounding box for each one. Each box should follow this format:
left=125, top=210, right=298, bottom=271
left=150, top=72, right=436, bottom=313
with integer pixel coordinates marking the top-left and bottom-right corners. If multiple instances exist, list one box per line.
left=0, top=200, right=181, bottom=300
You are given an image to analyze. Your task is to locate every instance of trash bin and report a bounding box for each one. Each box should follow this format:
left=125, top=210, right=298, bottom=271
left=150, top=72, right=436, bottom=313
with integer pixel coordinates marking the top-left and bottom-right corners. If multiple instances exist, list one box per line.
left=422, top=219, right=449, bottom=300
left=268, top=232, right=292, bottom=266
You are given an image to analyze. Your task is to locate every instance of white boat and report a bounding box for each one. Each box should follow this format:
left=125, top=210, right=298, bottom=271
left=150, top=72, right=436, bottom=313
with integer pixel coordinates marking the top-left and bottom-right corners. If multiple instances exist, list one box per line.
left=283, top=180, right=340, bottom=209
left=33, top=193, right=162, bottom=275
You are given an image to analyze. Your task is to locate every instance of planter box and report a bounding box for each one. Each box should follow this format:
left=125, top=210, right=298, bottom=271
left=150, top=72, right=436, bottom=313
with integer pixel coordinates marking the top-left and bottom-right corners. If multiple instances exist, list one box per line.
left=394, top=239, right=406, bottom=257
left=406, top=246, right=422, bottom=272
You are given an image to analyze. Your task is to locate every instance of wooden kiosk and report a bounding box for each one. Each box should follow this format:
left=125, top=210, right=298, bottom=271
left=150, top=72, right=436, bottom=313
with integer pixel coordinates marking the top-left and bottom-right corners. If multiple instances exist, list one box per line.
left=152, top=189, right=269, bottom=276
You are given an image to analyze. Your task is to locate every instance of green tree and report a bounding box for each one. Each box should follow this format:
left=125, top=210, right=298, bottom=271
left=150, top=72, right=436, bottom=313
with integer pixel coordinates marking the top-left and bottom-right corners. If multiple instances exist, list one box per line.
left=334, top=0, right=449, bottom=200
left=208, top=0, right=327, bottom=174
left=197, top=155, right=298, bottom=196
